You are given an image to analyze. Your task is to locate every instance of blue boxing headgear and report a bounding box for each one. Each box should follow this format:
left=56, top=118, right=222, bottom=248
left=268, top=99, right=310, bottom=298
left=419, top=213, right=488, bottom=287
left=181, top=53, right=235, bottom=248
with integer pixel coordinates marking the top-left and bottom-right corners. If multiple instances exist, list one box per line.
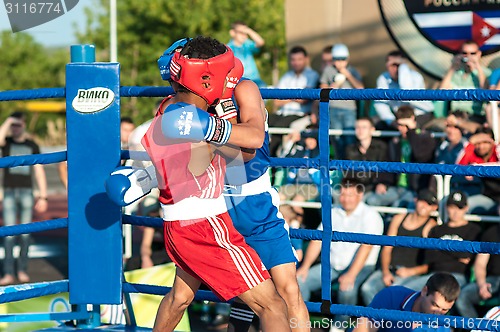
left=158, top=38, right=191, bottom=81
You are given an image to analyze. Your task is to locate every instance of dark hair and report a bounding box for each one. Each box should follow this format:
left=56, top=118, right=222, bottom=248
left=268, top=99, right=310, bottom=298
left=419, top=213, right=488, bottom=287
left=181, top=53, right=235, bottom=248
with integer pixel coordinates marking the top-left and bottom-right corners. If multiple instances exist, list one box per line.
left=289, top=46, right=308, bottom=57
left=322, top=45, right=334, bottom=53
left=460, top=40, right=479, bottom=52
left=386, top=50, right=405, bottom=61
left=475, top=126, right=495, bottom=140
left=10, top=111, right=26, bottom=120
left=120, top=117, right=134, bottom=125
left=340, top=177, right=364, bottom=193
left=180, top=36, right=226, bottom=60
left=425, top=272, right=460, bottom=302
left=231, top=21, right=246, bottom=29
left=395, top=105, right=415, bottom=119
left=356, top=117, right=375, bottom=127
left=449, top=109, right=469, bottom=120
left=175, top=36, right=227, bottom=94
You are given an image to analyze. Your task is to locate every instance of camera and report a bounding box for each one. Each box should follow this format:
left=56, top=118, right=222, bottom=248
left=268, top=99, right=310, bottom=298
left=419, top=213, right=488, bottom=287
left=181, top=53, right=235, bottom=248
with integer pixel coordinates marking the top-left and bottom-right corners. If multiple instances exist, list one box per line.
left=461, top=56, right=469, bottom=63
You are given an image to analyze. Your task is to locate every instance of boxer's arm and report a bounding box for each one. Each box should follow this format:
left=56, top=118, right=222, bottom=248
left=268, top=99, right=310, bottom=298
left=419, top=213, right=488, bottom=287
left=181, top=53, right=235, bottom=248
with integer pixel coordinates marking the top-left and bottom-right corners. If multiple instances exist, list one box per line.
left=225, top=80, right=265, bottom=150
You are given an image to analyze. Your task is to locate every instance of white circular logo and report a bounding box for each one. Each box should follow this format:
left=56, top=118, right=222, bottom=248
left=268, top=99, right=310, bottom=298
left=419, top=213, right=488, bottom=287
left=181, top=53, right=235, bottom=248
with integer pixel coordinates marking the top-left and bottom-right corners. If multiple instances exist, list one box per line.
left=72, top=87, right=115, bottom=113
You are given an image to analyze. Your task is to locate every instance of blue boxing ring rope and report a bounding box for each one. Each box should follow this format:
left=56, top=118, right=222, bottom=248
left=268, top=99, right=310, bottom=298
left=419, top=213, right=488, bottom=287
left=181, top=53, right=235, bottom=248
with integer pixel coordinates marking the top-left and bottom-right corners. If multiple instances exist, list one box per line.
left=0, top=44, right=498, bottom=330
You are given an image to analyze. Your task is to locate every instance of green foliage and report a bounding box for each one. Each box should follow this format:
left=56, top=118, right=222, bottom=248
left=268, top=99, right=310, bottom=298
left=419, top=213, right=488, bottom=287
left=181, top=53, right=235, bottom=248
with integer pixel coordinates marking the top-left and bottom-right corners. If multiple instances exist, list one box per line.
left=76, top=0, right=286, bottom=125
left=0, top=31, right=67, bottom=140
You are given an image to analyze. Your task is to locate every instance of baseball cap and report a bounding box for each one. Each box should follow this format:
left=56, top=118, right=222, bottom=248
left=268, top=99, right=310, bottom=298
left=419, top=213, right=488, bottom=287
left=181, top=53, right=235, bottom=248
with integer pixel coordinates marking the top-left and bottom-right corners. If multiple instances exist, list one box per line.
left=331, top=44, right=349, bottom=60
left=417, top=189, right=437, bottom=205
left=446, top=191, right=468, bottom=209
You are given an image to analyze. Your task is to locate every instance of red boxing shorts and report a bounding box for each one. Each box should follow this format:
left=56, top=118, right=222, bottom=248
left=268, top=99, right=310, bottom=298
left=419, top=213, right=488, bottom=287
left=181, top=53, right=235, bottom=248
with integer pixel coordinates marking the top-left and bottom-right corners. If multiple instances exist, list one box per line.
left=163, top=211, right=270, bottom=301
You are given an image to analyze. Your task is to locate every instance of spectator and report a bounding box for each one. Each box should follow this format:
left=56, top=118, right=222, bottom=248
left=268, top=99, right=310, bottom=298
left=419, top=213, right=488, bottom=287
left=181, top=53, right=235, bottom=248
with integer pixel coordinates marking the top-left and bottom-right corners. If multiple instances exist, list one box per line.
left=365, top=106, right=436, bottom=208
left=361, top=189, right=438, bottom=305
left=455, top=222, right=500, bottom=318
left=436, top=111, right=481, bottom=196
left=320, top=44, right=334, bottom=72
left=297, top=177, right=383, bottom=330
left=269, top=46, right=319, bottom=156
left=374, top=50, right=434, bottom=129
left=401, top=191, right=481, bottom=291
left=344, top=117, right=392, bottom=203
left=0, top=112, right=48, bottom=285
left=278, top=128, right=320, bottom=221
left=439, top=40, right=491, bottom=122
left=354, top=273, right=460, bottom=332
left=120, top=117, right=135, bottom=151
left=457, top=126, right=500, bottom=215
left=227, top=21, right=266, bottom=87
left=320, top=43, right=364, bottom=159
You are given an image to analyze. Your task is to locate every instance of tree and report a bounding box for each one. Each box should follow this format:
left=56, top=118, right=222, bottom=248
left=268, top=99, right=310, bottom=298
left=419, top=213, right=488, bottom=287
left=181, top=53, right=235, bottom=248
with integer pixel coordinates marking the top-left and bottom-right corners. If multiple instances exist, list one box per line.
left=0, top=31, right=68, bottom=140
left=76, top=0, right=286, bottom=124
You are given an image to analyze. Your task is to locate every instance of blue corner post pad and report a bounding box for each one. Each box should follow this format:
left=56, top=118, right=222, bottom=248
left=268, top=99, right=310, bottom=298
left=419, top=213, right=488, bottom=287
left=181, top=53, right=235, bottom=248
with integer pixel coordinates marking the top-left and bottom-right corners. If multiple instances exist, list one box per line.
left=70, top=45, right=96, bottom=63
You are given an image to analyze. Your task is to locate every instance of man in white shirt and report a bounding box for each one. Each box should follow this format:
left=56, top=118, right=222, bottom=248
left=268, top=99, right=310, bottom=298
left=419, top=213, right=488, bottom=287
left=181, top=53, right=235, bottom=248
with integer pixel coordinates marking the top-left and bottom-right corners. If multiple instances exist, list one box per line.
left=374, top=50, right=434, bottom=129
left=296, top=177, right=384, bottom=331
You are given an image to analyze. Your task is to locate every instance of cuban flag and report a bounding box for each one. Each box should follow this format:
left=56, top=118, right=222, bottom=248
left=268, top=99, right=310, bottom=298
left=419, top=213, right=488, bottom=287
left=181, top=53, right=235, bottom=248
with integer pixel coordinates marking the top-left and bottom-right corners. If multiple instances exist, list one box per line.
left=413, top=10, right=500, bottom=53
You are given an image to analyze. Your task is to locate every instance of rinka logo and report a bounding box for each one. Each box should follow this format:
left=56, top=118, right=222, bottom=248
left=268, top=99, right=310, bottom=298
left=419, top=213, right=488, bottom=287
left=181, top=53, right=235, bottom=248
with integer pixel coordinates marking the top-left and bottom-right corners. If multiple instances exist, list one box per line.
left=72, top=87, right=115, bottom=114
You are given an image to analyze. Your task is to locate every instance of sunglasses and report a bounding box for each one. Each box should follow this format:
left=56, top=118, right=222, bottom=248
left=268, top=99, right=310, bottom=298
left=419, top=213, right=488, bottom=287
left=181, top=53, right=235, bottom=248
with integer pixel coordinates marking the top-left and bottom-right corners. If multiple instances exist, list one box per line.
left=445, top=124, right=459, bottom=128
left=461, top=51, right=477, bottom=55
left=333, top=57, right=347, bottom=61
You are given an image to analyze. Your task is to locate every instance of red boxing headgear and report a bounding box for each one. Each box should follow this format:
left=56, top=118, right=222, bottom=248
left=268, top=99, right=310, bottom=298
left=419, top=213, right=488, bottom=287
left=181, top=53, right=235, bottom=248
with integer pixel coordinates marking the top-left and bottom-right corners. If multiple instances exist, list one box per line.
left=169, top=46, right=235, bottom=106
left=226, top=58, right=244, bottom=90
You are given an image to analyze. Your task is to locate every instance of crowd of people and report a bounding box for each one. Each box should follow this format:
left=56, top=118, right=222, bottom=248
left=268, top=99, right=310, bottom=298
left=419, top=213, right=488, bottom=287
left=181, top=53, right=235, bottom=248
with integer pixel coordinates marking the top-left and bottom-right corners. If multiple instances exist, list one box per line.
left=1, top=21, right=500, bottom=332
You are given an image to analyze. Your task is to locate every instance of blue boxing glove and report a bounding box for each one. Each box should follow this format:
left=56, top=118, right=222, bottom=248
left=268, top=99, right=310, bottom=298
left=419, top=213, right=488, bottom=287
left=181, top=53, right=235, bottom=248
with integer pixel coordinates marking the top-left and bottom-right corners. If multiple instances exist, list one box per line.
left=161, top=102, right=232, bottom=144
left=105, top=165, right=158, bottom=206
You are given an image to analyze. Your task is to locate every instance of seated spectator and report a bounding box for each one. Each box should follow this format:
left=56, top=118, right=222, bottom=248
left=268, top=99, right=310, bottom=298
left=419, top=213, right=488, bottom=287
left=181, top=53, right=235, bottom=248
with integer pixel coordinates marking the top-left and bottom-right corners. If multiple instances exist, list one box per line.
left=455, top=221, right=500, bottom=318
left=354, top=273, right=460, bottom=332
left=277, top=128, right=320, bottom=220
left=269, top=46, right=319, bottom=156
left=439, top=40, right=491, bottom=123
left=320, top=43, right=364, bottom=159
left=374, top=50, right=434, bottom=130
left=457, top=126, right=500, bottom=215
left=344, top=117, right=393, bottom=205
left=361, top=189, right=438, bottom=305
left=444, top=109, right=481, bottom=137
left=365, top=106, right=436, bottom=208
left=436, top=110, right=482, bottom=196
left=401, top=191, right=481, bottom=291
left=296, top=177, right=383, bottom=330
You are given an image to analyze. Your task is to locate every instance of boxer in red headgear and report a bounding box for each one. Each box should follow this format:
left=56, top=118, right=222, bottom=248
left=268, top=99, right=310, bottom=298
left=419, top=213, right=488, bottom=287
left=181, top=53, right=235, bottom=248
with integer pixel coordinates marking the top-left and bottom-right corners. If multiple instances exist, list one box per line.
left=143, top=36, right=290, bottom=332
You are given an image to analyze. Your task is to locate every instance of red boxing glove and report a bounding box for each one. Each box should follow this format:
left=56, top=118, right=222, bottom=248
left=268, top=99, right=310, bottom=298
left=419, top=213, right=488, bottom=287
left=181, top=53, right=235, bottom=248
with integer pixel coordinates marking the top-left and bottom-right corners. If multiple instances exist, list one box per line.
left=215, top=58, right=244, bottom=120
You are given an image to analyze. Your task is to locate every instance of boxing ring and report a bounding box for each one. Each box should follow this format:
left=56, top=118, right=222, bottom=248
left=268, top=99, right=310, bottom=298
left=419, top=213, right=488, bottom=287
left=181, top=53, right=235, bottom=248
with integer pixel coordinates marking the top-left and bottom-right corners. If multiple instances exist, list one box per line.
left=0, top=44, right=499, bottom=330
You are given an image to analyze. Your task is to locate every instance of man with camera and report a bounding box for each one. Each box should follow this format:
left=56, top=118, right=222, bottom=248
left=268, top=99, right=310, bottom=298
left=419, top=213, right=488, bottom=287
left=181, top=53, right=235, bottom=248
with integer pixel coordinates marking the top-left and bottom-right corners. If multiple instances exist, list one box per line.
left=439, top=40, right=491, bottom=123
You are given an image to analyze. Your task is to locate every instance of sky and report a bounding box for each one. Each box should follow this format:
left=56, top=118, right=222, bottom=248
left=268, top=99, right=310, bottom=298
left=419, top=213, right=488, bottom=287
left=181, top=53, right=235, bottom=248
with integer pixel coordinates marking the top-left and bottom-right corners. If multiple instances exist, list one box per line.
left=0, top=0, right=91, bottom=47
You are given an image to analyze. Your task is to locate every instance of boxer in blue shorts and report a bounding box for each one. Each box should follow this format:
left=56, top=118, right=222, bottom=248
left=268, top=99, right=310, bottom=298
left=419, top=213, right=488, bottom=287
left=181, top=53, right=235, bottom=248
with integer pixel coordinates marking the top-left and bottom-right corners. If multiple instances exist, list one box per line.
left=215, top=64, right=310, bottom=331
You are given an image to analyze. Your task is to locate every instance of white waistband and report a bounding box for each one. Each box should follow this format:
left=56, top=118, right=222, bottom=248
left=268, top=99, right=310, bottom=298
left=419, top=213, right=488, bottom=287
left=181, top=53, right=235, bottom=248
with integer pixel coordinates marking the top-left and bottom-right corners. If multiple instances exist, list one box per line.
left=161, top=195, right=227, bottom=221
left=224, top=172, right=271, bottom=196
